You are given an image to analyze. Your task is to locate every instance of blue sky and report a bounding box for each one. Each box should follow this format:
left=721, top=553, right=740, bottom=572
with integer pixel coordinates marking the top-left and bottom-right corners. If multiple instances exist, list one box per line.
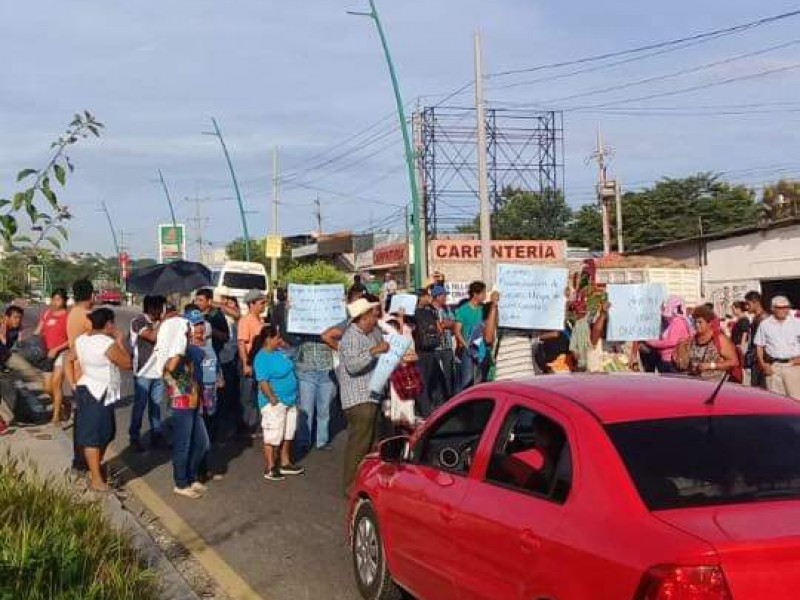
left=2, top=0, right=800, bottom=259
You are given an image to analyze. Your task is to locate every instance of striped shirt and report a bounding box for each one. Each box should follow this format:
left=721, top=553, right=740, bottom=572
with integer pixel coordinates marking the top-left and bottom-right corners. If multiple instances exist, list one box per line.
left=494, top=330, right=538, bottom=381
left=338, top=323, right=384, bottom=410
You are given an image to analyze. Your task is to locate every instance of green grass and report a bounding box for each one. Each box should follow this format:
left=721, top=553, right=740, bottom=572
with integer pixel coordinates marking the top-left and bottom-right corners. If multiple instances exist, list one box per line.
left=0, top=452, right=159, bottom=600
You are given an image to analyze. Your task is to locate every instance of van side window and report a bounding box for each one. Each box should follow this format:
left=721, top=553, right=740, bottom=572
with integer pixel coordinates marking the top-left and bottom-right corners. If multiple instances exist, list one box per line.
left=485, top=406, right=572, bottom=503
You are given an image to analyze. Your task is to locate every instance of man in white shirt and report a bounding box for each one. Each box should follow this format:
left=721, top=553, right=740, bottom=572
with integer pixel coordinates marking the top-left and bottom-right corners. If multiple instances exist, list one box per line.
left=754, top=295, right=800, bottom=399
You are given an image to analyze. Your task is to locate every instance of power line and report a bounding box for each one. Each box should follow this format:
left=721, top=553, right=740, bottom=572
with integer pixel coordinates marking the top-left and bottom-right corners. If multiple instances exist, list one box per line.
left=566, top=62, right=800, bottom=111
left=517, top=38, right=800, bottom=107
left=488, top=8, right=800, bottom=79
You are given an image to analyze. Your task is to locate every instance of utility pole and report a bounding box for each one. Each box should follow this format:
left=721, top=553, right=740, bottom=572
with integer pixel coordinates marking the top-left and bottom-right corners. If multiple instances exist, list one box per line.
left=185, top=196, right=212, bottom=262
left=347, top=0, right=424, bottom=289
left=590, top=127, right=615, bottom=256
left=615, top=180, right=625, bottom=253
left=157, top=169, right=178, bottom=227
left=314, top=195, right=323, bottom=235
left=404, top=205, right=411, bottom=287
left=271, top=147, right=280, bottom=284
left=475, top=31, right=492, bottom=286
left=203, top=117, right=251, bottom=261
left=412, top=107, right=428, bottom=278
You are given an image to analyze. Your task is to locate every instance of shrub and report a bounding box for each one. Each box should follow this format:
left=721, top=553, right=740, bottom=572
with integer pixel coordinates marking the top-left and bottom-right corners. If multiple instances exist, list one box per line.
left=0, top=453, right=158, bottom=600
left=283, top=261, right=349, bottom=287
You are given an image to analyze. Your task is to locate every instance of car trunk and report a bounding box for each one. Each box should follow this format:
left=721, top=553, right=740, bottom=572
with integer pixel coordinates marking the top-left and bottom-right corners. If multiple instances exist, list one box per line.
left=656, top=502, right=800, bottom=598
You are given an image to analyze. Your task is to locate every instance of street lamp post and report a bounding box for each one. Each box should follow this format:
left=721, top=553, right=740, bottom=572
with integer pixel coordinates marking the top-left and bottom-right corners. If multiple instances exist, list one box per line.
left=348, top=0, right=424, bottom=289
left=203, top=117, right=251, bottom=261
left=157, top=169, right=179, bottom=228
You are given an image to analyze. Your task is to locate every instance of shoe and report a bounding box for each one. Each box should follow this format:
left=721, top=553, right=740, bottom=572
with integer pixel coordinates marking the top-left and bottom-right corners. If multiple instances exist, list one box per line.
left=130, top=440, right=146, bottom=454
left=316, top=444, right=334, bottom=452
left=211, top=473, right=225, bottom=481
left=279, top=463, right=305, bottom=476
left=191, top=482, right=208, bottom=493
left=263, top=468, right=285, bottom=481
left=173, top=486, right=203, bottom=499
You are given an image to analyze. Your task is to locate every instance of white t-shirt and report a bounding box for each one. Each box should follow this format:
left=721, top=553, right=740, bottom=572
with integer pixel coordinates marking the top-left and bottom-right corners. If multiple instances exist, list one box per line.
left=494, top=330, right=538, bottom=382
left=137, top=316, right=189, bottom=378
left=76, top=334, right=121, bottom=405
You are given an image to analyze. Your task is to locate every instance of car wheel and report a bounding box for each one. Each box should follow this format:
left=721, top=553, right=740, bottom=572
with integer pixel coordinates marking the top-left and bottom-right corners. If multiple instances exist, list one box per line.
left=352, top=500, right=402, bottom=600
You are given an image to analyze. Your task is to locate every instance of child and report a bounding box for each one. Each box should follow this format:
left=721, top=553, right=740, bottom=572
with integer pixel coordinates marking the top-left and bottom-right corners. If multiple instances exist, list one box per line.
left=0, top=306, right=24, bottom=374
left=253, top=324, right=304, bottom=481
left=187, top=310, right=224, bottom=481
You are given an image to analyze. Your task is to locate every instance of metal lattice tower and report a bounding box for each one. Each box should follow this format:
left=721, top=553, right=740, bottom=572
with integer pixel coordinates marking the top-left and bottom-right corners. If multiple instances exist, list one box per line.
left=420, top=106, right=564, bottom=239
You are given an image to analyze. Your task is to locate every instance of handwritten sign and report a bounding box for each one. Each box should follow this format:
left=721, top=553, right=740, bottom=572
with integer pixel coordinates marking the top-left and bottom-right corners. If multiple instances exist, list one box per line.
left=497, top=264, right=568, bottom=330
left=607, top=283, right=667, bottom=342
left=369, top=334, right=412, bottom=395
left=287, top=284, right=346, bottom=335
left=388, top=293, right=418, bottom=315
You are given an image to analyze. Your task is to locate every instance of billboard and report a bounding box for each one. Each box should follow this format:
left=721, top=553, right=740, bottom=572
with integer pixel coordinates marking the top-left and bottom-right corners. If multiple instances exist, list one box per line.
left=158, top=224, right=186, bottom=264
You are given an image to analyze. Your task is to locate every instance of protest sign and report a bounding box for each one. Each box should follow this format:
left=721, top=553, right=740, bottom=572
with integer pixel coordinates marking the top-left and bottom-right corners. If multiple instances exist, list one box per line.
left=497, top=264, right=568, bottom=330
left=607, top=283, right=667, bottom=342
left=388, top=293, right=418, bottom=316
left=287, top=284, right=346, bottom=335
left=369, top=334, right=412, bottom=395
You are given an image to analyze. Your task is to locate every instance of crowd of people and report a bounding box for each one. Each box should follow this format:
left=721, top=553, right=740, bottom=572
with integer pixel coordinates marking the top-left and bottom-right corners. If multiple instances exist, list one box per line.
left=0, top=264, right=799, bottom=498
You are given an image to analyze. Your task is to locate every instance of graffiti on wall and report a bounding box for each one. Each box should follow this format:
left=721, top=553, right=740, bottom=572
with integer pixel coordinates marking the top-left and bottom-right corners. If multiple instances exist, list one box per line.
left=706, top=281, right=760, bottom=316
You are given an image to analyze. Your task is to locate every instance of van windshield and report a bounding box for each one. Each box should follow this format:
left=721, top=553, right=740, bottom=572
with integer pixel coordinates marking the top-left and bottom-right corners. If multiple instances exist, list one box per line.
left=223, top=273, right=267, bottom=290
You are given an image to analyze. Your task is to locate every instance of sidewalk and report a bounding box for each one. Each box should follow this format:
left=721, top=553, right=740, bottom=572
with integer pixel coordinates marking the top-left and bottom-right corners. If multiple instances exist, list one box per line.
left=0, top=354, right=204, bottom=600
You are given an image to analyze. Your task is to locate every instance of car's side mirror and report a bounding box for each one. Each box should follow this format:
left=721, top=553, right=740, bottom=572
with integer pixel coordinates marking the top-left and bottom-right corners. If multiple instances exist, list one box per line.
left=379, top=436, right=410, bottom=463
left=514, top=448, right=546, bottom=472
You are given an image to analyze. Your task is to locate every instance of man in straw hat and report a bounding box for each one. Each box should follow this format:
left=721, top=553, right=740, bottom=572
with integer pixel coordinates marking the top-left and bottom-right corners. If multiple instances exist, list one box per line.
left=338, top=297, right=389, bottom=495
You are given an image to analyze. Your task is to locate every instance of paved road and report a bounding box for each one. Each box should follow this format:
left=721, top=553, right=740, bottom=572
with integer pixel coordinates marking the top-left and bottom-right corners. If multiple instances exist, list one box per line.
left=25, top=305, right=363, bottom=600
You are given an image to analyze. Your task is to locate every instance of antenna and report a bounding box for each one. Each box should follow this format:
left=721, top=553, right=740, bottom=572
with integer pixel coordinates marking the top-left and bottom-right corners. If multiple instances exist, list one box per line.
left=704, top=371, right=730, bottom=406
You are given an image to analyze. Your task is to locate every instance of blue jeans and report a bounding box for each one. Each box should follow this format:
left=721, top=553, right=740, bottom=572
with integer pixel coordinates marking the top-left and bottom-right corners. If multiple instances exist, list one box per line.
left=129, top=377, right=164, bottom=442
left=457, top=355, right=477, bottom=393
left=297, top=369, right=335, bottom=449
left=171, top=407, right=209, bottom=489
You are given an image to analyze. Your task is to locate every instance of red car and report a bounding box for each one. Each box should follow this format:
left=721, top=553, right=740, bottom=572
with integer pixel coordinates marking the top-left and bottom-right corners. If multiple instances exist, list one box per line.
left=95, top=289, right=122, bottom=306
left=348, top=374, right=800, bottom=600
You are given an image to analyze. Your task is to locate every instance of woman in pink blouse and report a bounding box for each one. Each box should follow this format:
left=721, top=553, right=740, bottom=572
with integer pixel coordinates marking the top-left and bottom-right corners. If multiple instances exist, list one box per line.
left=645, top=296, right=694, bottom=373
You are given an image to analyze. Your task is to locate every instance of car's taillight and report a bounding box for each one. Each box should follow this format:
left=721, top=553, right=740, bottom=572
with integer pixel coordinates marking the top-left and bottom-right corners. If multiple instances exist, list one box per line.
left=636, top=565, right=732, bottom=600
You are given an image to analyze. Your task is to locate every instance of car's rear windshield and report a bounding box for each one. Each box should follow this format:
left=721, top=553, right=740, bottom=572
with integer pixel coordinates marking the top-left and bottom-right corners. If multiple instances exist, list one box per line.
left=223, top=273, right=266, bottom=290
left=607, top=415, right=800, bottom=510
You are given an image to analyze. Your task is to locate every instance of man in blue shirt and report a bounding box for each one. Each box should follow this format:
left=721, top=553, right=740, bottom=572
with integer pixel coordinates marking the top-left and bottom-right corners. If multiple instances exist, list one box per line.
left=254, top=324, right=304, bottom=481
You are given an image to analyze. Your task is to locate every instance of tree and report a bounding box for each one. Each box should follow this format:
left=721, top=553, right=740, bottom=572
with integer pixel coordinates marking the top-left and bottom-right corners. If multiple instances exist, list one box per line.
left=3, top=112, right=104, bottom=250
left=225, top=237, right=299, bottom=281
left=762, top=180, right=800, bottom=221
left=283, top=261, right=349, bottom=286
left=565, top=173, right=761, bottom=252
left=566, top=204, right=603, bottom=250
left=458, top=188, right=572, bottom=240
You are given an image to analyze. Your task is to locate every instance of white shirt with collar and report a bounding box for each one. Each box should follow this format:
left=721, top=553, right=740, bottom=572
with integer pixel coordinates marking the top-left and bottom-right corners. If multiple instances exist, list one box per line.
left=753, top=315, right=800, bottom=360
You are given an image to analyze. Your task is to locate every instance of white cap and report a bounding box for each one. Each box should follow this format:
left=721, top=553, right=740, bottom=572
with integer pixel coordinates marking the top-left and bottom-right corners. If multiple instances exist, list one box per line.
left=347, top=298, right=380, bottom=319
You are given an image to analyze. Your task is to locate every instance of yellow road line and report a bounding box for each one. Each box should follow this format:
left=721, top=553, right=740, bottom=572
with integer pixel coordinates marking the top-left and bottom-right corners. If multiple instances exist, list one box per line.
left=111, top=445, right=263, bottom=600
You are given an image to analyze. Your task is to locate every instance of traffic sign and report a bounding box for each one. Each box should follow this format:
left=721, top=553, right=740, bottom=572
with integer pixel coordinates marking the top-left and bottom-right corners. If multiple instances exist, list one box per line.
left=265, top=235, right=282, bottom=258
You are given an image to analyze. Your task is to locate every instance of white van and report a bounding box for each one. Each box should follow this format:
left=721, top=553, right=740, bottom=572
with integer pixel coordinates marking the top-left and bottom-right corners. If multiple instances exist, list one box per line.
left=212, top=261, right=269, bottom=314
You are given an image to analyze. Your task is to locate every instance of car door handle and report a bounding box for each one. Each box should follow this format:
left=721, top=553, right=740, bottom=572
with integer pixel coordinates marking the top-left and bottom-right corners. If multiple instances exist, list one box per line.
left=520, top=529, right=541, bottom=554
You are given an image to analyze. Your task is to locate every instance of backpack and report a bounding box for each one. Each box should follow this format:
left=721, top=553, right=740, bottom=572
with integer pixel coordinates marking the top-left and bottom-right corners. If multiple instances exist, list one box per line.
left=712, top=334, right=744, bottom=384
left=414, top=307, right=440, bottom=352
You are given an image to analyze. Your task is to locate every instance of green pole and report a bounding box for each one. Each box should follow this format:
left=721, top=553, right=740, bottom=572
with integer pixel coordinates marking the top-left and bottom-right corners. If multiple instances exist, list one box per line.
left=352, top=0, right=423, bottom=289
left=100, top=201, right=124, bottom=291
left=157, top=169, right=179, bottom=227
left=210, top=117, right=251, bottom=261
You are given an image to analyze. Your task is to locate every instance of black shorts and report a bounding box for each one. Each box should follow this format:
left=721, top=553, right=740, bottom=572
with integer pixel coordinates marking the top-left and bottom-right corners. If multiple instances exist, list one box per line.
left=74, top=386, right=116, bottom=449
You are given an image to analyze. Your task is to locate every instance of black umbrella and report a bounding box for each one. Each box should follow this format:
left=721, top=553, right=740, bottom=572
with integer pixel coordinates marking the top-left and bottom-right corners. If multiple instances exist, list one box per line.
left=127, top=260, right=212, bottom=296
